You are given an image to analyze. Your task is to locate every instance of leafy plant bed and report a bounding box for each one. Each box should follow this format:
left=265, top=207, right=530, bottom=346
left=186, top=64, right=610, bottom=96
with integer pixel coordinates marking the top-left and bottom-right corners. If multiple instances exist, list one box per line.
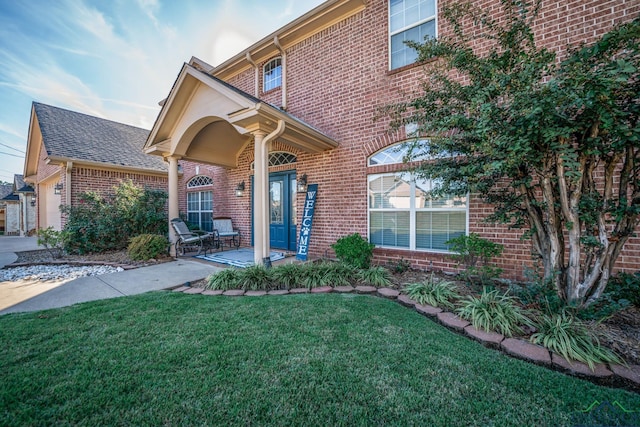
left=13, top=249, right=173, bottom=268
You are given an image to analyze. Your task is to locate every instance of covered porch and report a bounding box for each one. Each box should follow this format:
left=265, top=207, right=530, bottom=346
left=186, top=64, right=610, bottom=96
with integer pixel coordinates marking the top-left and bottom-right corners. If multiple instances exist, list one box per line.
left=144, top=62, right=337, bottom=265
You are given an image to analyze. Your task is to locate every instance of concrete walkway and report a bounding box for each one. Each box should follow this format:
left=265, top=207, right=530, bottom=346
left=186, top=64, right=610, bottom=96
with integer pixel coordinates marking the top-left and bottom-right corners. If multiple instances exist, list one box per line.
left=0, top=236, right=222, bottom=315
left=0, top=258, right=222, bottom=315
left=0, top=236, right=40, bottom=268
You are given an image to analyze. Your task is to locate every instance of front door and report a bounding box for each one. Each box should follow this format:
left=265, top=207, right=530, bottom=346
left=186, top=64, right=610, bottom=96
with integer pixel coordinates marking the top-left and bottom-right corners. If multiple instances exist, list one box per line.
left=252, top=171, right=297, bottom=251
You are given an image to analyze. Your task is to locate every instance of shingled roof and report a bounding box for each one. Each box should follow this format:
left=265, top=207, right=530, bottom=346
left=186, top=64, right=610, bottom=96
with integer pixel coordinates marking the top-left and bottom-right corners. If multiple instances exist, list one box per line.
left=33, top=102, right=167, bottom=172
left=0, top=182, right=15, bottom=201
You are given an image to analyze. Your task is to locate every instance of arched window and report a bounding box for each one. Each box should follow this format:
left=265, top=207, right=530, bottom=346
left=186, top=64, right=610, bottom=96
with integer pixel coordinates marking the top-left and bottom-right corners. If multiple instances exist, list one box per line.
left=186, top=176, right=213, bottom=231
left=368, top=141, right=432, bottom=166
left=367, top=144, right=467, bottom=252
left=187, top=175, right=213, bottom=188
left=263, top=57, right=282, bottom=92
left=250, top=151, right=297, bottom=170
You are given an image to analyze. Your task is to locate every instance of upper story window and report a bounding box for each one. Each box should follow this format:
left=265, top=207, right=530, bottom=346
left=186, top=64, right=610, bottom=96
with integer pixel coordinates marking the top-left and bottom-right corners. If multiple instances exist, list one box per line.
left=389, top=0, right=437, bottom=70
left=263, top=57, right=282, bottom=92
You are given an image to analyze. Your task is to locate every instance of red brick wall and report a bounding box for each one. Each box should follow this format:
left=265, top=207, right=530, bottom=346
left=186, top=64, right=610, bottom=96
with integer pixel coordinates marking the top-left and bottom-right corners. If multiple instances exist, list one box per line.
left=207, top=0, right=639, bottom=278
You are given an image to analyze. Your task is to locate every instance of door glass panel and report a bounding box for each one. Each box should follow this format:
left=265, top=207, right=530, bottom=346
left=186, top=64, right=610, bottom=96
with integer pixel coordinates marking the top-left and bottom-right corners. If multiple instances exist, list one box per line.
left=270, top=180, right=283, bottom=224
left=291, top=177, right=297, bottom=225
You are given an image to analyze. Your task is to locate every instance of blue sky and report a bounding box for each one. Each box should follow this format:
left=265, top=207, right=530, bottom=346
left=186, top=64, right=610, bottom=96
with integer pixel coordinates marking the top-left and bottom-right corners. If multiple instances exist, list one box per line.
left=0, top=0, right=324, bottom=182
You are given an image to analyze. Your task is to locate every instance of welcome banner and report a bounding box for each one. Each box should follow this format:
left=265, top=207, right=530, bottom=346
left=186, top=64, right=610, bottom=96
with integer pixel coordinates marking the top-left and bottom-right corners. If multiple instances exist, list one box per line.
left=296, top=184, right=318, bottom=261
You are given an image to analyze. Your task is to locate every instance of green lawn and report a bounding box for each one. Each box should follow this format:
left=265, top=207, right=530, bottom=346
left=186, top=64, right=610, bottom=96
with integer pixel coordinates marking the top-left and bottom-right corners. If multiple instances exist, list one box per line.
left=1, top=292, right=638, bottom=426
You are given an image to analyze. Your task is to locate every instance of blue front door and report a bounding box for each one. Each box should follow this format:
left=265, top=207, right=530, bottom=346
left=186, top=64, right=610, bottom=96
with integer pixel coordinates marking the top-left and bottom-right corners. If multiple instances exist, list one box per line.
left=252, top=171, right=297, bottom=251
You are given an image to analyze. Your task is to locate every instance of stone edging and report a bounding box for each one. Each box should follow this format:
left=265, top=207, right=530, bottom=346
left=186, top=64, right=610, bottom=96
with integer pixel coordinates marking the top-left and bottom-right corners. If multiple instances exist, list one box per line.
left=169, top=284, right=640, bottom=393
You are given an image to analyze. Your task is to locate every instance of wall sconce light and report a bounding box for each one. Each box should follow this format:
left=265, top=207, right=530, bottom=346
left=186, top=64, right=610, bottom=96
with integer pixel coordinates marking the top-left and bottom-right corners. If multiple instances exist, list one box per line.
left=235, top=181, right=245, bottom=197
left=54, top=183, right=63, bottom=195
left=296, top=174, right=308, bottom=193
left=30, top=193, right=37, bottom=206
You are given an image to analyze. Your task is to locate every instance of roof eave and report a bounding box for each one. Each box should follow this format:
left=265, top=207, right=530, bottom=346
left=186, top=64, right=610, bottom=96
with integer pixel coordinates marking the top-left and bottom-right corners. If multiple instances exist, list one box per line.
left=46, top=156, right=168, bottom=176
left=212, top=0, right=366, bottom=80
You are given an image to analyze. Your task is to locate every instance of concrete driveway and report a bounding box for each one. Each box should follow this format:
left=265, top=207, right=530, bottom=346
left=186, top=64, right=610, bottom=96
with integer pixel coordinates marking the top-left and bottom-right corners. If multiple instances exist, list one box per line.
left=0, top=236, right=41, bottom=268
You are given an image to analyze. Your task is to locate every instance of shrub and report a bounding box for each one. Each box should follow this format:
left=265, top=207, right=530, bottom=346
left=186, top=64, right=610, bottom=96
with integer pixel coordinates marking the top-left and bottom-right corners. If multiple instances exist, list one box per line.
left=456, top=288, right=531, bottom=337
left=127, top=234, right=168, bottom=261
left=606, top=271, right=640, bottom=307
left=446, top=233, right=503, bottom=285
left=403, top=277, right=460, bottom=309
left=300, top=262, right=331, bottom=289
left=531, top=311, right=623, bottom=370
left=387, top=258, right=411, bottom=274
left=61, top=180, right=167, bottom=254
left=271, top=263, right=303, bottom=289
left=358, top=266, right=392, bottom=287
left=323, top=262, right=357, bottom=287
left=36, top=227, right=66, bottom=258
left=206, top=269, right=241, bottom=291
left=331, top=233, right=375, bottom=269
left=239, top=264, right=273, bottom=291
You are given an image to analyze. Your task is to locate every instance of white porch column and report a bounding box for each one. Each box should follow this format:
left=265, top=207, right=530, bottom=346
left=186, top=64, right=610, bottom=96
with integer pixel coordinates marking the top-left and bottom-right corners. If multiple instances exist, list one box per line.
left=167, top=155, right=181, bottom=256
left=253, top=131, right=269, bottom=265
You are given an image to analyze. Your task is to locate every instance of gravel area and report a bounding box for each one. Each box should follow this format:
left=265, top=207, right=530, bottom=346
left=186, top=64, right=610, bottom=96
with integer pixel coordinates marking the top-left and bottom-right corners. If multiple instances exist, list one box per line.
left=0, top=264, right=124, bottom=282
left=2, top=249, right=172, bottom=282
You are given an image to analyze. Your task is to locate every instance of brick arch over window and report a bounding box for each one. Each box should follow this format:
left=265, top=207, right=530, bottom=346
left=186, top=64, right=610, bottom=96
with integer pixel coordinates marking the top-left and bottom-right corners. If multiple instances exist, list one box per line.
left=363, top=129, right=406, bottom=159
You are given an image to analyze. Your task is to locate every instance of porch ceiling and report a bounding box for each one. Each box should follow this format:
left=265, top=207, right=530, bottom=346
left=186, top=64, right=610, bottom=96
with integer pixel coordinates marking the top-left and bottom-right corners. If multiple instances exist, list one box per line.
left=144, top=64, right=338, bottom=167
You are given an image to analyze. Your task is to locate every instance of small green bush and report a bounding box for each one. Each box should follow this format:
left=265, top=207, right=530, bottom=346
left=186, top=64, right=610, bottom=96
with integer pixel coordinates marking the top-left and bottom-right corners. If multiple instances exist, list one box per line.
left=239, top=264, right=273, bottom=291
left=127, top=234, right=169, bottom=261
left=323, top=262, right=357, bottom=287
left=358, top=266, right=392, bottom=287
left=36, top=227, right=67, bottom=258
left=206, top=269, right=242, bottom=291
left=387, top=258, right=411, bottom=274
left=531, top=311, right=623, bottom=370
left=447, top=233, right=503, bottom=285
left=300, top=262, right=332, bottom=289
left=271, top=263, right=303, bottom=289
left=456, top=288, right=531, bottom=337
left=606, top=271, right=640, bottom=307
left=403, top=277, right=460, bottom=309
left=331, top=233, right=375, bottom=269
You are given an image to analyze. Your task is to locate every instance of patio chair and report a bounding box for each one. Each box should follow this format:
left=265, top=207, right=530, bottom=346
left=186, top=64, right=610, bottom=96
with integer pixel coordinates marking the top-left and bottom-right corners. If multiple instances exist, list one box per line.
left=170, top=218, right=219, bottom=255
left=212, top=216, right=241, bottom=249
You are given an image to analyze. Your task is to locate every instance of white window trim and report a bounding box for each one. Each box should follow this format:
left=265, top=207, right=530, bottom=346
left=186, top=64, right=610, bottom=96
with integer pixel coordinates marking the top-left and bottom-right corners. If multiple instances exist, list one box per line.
left=388, top=0, right=438, bottom=70
left=187, top=190, right=213, bottom=232
left=367, top=172, right=468, bottom=253
left=263, top=57, right=282, bottom=92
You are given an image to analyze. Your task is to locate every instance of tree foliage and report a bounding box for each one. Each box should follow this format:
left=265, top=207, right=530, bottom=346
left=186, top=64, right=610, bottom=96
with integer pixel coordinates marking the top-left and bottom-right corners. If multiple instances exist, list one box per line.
left=61, top=180, right=167, bottom=254
left=383, top=0, right=640, bottom=307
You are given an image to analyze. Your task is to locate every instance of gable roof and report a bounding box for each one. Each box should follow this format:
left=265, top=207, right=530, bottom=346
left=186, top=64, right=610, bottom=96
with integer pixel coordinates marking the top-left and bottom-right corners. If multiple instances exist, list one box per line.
left=0, top=182, right=14, bottom=201
left=144, top=63, right=338, bottom=167
left=25, top=103, right=167, bottom=177
left=13, top=174, right=33, bottom=193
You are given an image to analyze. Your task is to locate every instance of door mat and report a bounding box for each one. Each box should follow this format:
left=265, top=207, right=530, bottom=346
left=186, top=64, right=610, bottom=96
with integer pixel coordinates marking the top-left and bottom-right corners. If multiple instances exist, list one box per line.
left=196, top=248, right=285, bottom=268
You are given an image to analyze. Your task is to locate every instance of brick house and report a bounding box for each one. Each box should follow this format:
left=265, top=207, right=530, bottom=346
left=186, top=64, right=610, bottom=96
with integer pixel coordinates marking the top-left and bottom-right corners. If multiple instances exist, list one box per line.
left=144, top=0, right=640, bottom=276
left=23, top=103, right=168, bottom=231
left=0, top=175, right=35, bottom=236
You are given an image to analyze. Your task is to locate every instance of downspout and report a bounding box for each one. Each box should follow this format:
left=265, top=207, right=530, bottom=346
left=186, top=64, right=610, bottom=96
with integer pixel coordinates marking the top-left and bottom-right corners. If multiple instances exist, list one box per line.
left=65, top=161, right=72, bottom=207
left=64, top=161, right=72, bottom=228
left=246, top=52, right=259, bottom=97
left=274, top=36, right=287, bottom=110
